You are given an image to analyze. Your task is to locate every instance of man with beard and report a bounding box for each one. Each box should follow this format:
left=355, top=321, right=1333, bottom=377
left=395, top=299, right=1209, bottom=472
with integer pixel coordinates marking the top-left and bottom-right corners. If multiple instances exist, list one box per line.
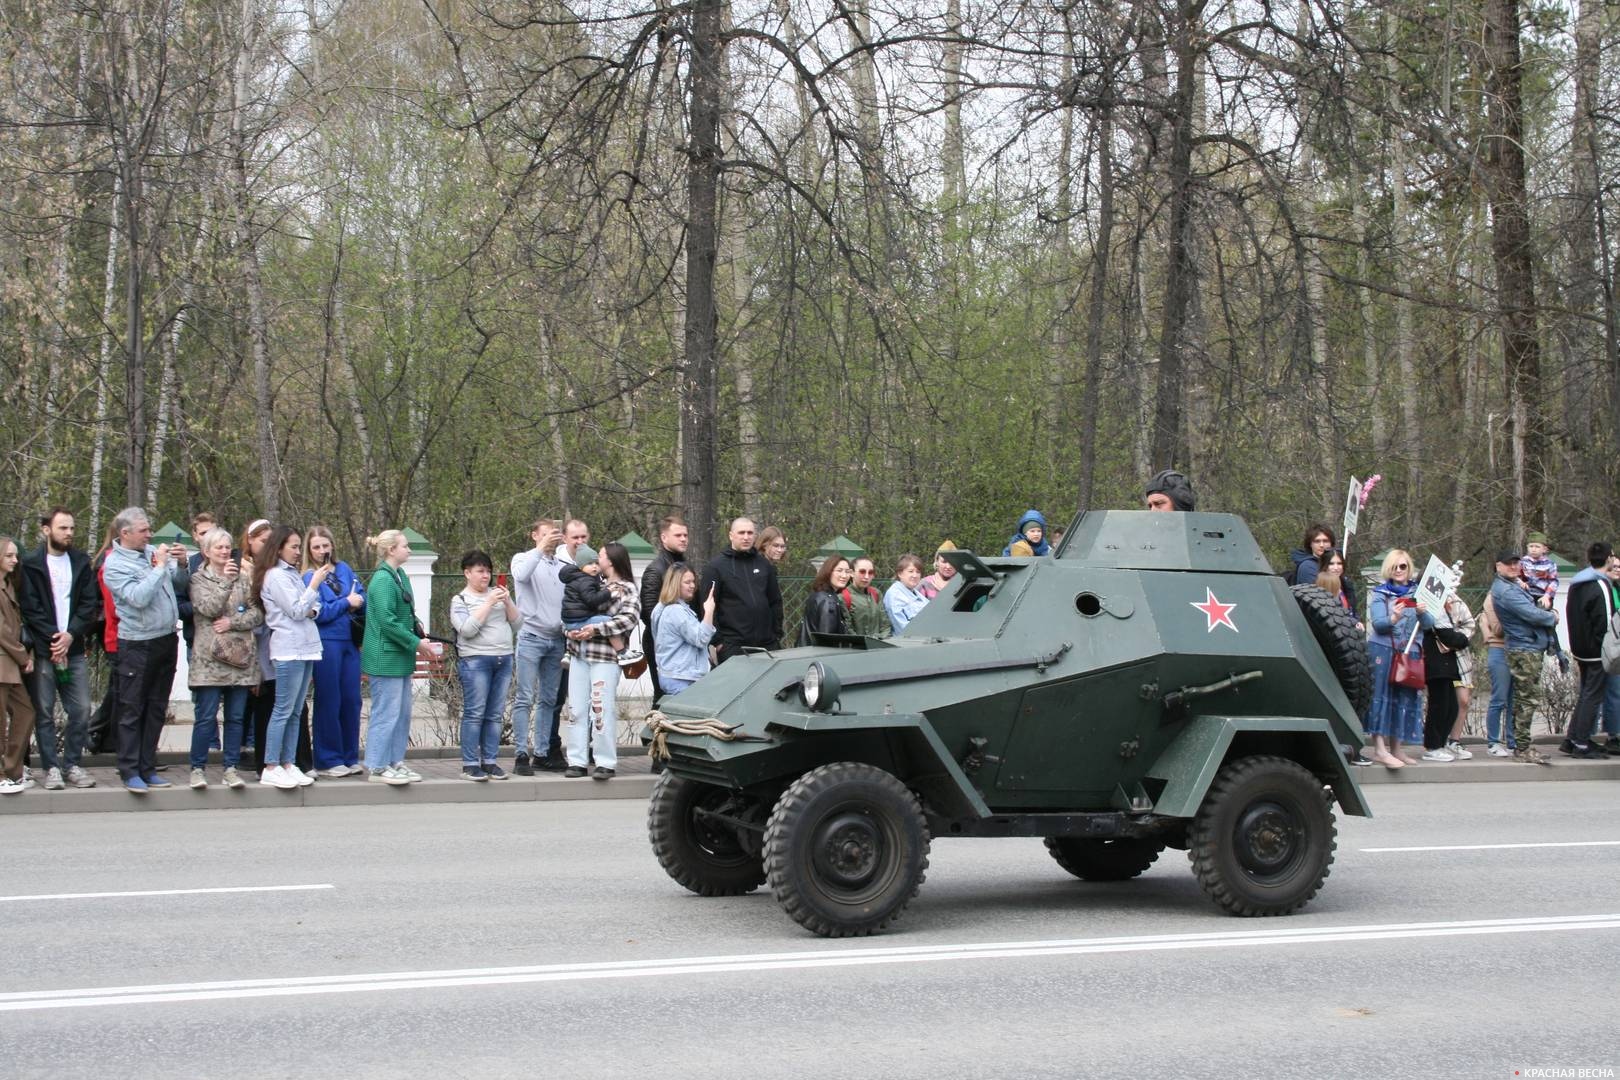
left=18, top=507, right=101, bottom=789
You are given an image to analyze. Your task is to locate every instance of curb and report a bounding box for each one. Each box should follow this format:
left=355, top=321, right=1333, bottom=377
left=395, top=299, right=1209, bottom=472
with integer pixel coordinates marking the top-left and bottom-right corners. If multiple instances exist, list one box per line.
left=0, top=773, right=659, bottom=815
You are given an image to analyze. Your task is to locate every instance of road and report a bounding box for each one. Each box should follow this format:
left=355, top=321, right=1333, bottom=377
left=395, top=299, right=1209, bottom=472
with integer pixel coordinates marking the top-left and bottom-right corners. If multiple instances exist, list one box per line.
left=3, top=783, right=1617, bottom=1079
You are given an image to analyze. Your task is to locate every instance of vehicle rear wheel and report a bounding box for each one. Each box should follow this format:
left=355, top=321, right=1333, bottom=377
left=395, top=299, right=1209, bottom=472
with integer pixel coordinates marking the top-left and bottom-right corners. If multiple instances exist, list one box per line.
left=1044, top=837, right=1165, bottom=881
left=764, top=762, right=930, bottom=937
left=1189, top=755, right=1336, bottom=916
left=648, top=772, right=766, bottom=896
left=1291, top=584, right=1373, bottom=717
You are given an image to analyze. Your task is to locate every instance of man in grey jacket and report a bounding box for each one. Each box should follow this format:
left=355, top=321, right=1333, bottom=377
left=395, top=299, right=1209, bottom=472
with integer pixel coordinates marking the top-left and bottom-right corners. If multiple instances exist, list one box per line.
left=100, top=507, right=190, bottom=793
left=1489, top=548, right=1559, bottom=766
left=509, top=518, right=565, bottom=774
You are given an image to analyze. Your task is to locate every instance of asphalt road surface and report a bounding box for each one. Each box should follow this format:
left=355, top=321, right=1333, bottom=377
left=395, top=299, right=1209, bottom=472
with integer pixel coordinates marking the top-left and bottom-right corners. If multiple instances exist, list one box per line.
left=3, top=783, right=1617, bottom=1080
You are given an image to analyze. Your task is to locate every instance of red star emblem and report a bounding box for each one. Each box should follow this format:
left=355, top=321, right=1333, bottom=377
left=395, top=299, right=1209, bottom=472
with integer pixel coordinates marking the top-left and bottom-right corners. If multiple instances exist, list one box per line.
left=1191, top=588, right=1238, bottom=633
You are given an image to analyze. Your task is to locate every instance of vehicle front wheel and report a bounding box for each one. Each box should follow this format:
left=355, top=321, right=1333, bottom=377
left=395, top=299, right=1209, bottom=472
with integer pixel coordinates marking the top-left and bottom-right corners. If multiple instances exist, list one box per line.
left=1045, top=837, right=1165, bottom=881
left=648, top=773, right=766, bottom=896
left=1188, top=755, right=1336, bottom=916
left=763, top=762, right=930, bottom=937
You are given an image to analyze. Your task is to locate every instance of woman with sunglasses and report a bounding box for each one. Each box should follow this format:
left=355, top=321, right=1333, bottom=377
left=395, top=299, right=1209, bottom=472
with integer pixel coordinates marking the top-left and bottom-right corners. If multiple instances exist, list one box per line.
left=1362, top=549, right=1434, bottom=768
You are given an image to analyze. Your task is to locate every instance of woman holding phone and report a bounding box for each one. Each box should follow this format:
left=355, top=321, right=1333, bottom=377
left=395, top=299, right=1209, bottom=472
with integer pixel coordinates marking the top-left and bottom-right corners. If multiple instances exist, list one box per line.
left=303, top=525, right=365, bottom=777
left=252, top=526, right=329, bottom=788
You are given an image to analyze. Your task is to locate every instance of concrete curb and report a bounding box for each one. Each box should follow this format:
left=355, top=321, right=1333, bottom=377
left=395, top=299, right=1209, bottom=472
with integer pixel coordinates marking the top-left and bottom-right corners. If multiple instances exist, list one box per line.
left=0, top=773, right=659, bottom=814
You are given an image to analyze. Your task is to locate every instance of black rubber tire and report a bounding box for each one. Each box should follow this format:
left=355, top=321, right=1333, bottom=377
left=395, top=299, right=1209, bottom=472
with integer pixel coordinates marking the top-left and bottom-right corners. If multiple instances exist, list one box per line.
left=1188, top=755, right=1336, bottom=916
left=648, top=773, right=766, bottom=896
left=1291, top=583, right=1373, bottom=717
left=1044, top=837, right=1165, bottom=881
left=763, top=762, right=930, bottom=937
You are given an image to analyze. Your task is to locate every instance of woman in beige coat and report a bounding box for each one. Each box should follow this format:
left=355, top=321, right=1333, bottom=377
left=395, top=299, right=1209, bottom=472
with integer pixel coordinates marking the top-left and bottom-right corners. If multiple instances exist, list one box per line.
left=187, top=528, right=263, bottom=789
left=1, top=535, right=38, bottom=795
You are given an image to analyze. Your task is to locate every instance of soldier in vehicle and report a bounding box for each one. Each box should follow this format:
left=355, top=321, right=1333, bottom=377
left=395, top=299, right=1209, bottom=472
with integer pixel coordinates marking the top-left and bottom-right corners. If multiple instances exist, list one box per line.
left=1145, top=470, right=1196, bottom=512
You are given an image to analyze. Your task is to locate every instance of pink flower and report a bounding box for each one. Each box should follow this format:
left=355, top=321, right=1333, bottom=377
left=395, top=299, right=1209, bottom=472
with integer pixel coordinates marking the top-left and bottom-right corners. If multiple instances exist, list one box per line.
left=1357, top=474, right=1382, bottom=510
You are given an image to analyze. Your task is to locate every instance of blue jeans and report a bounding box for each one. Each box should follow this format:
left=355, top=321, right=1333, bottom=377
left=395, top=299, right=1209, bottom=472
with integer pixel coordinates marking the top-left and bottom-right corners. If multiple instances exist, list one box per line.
left=266, top=661, right=314, bottom=766
left=510, top=632, right=565, bottom=757
left=661, top=677, right=694, bottom=695
left=458, top=654, right=513, bottom=767
left=311, top=638, right=362, bottom=769
left=191, top=686, right=249, bottom=769
left=364, top=675, right=413, bottom=770
left=28, top=654, right=91, bottom=771
left=563, top=615, right=611, bottom=632
left=1485, top=645, right=1516, bottom=747
left=566, top=656, right=620, bottom=770
left=1601, top=672, right=1620, bottom=738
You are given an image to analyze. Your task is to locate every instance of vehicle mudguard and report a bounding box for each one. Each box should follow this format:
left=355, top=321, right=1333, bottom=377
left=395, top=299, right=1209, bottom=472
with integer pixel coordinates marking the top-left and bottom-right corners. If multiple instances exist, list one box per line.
left=764, top=711, right=993, bottom=821
left=1145, top=714, right=1371, bottom=819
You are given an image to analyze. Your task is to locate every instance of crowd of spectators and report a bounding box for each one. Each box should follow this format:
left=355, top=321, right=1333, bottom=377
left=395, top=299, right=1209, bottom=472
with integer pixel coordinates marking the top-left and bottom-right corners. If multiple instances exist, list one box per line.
left=3, top=472, right=1615, bottom=795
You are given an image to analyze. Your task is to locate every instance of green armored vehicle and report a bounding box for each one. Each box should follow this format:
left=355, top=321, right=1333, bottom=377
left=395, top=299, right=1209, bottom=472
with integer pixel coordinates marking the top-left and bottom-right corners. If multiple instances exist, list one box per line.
left=646, top=510, right=1372, bottom=937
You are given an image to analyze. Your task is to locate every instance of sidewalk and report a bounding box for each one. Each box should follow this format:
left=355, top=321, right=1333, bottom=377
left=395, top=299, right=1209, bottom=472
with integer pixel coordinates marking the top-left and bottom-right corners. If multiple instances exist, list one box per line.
left=1, top=737, right=1613, bottom=815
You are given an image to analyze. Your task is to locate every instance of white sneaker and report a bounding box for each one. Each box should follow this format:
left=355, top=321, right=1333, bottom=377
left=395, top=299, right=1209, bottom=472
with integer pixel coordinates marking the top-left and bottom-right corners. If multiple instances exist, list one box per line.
left=1420, top=748, right=1455, bottom=762
left=318, top=766, right=351, bottom=778
left=1487, top=743, right=1514, bottom=757
left=189, top=768, right=207, bottom=789
left=0, top=777, right=22, bottom=795
left=260, top=766, right=297, bottom=789
left=1445, top=741, right=1473, bottom=760
left=395, top=763, right=423, bottom=783
left=45, top=767, right=65, bottom=790
left=284, top=764, right=315, bottom=787
left=66, top=765, right=97, bottom=788
left=223, top=767, right=245, bottom=789
left=368, top=767, right=410, bottom=786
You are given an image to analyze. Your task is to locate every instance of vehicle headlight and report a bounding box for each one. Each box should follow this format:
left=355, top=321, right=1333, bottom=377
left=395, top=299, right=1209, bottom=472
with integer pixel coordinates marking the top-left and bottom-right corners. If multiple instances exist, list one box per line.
left=799, top=661, right=841, bottom=711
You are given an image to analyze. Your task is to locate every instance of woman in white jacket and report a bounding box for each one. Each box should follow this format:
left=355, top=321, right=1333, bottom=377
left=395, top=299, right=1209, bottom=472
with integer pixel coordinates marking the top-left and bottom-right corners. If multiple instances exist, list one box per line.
left=251, top=526, right=332, bottom=789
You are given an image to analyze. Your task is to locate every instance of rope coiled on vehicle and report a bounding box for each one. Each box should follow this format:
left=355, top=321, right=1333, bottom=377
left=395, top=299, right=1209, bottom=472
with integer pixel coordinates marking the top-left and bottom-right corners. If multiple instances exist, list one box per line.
left=643, top=710, right=742, bottom=762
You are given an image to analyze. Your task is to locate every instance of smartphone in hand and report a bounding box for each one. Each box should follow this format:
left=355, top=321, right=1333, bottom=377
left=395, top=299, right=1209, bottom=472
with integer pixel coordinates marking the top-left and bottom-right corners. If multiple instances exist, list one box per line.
left=496, top=573, right=508, bottom=590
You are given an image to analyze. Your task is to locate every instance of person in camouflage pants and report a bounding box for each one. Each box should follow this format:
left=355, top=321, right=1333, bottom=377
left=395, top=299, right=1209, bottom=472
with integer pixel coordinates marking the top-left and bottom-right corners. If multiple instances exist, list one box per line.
left=1490, top=548, right=1559, bottom=766
left=1505, top=650, right=1546, bottom=755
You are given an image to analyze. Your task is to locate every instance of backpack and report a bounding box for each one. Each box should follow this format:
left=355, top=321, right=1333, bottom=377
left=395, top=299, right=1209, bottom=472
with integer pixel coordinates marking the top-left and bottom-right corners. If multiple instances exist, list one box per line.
left=839, top=585, right=881, bottom=611
left=1603, top=586, right=1620, bottom=676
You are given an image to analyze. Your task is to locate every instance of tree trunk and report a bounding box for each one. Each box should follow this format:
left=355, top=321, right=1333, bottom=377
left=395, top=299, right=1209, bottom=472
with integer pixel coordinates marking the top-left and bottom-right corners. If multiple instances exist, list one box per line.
left=1384, top=27, right=1420, bottom=535
left=230, top=0, right=279, bottom=518
left=1079, top=102, right=1115, bottom=511
left=682, top=0, right=723, bottom=563
left=1482, top=0, right=1544, bottom=540
left=89, top=175, right=122, bottom=541
left=1149, top=1, right=1204, bottom=472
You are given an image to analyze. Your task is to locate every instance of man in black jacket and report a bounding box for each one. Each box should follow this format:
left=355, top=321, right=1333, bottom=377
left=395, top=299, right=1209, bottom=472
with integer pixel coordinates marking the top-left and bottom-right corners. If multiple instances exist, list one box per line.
left=1564, top=541, right=1615, bottom=759
left=698, top=517, right=783, bottom=664
left=639, top=515, right=690, bottom=699
left=18, top=507, right=102, bottom=789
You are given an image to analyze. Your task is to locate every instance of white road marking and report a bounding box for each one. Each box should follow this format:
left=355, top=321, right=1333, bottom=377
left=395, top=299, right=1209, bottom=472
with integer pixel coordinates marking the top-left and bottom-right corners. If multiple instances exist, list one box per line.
left=1361, top=841, right=1620, bottom=853
left=2, top=913, right=1616, bottom=1012
left=0, top=884, right=335, bottom=904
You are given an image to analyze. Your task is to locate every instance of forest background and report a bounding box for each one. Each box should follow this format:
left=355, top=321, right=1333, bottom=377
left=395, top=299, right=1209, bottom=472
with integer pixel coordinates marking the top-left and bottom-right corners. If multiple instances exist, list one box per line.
left=2, top=0, right=1617, bottom=575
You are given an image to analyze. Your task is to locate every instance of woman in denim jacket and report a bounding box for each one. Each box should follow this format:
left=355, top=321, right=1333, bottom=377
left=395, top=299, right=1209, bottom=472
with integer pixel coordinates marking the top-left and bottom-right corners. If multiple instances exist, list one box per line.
left=1362, top=548, right=1435, bottom=768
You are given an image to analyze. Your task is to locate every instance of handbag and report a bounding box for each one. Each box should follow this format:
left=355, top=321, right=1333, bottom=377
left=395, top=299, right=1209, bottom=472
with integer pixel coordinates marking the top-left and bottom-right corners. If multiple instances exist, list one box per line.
left=210, top=632, right=255, bottom=669
left=1390, top=642, right=1426, bottom=689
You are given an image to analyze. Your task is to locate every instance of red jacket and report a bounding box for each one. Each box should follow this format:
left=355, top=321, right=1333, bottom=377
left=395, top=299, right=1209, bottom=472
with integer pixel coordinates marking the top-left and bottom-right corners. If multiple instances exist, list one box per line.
left=97, top=550, right=120, bottom=652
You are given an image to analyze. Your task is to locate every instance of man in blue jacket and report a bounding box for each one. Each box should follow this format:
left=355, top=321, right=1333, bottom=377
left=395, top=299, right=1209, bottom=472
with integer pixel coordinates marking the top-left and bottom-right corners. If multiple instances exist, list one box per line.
left=101, top=507, right=190, bottom=793
left=1489, top=548, right=1559, bottom=765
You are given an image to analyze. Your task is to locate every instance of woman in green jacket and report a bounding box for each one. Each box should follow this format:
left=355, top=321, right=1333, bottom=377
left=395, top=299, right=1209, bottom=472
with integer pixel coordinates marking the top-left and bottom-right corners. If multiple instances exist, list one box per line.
left=361, top=531, right=436, bottom=784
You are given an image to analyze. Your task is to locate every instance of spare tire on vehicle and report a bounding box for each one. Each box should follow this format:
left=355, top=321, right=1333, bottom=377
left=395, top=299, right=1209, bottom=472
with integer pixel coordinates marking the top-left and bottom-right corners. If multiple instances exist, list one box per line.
left=1290, top=584, right=1372, bottom=717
